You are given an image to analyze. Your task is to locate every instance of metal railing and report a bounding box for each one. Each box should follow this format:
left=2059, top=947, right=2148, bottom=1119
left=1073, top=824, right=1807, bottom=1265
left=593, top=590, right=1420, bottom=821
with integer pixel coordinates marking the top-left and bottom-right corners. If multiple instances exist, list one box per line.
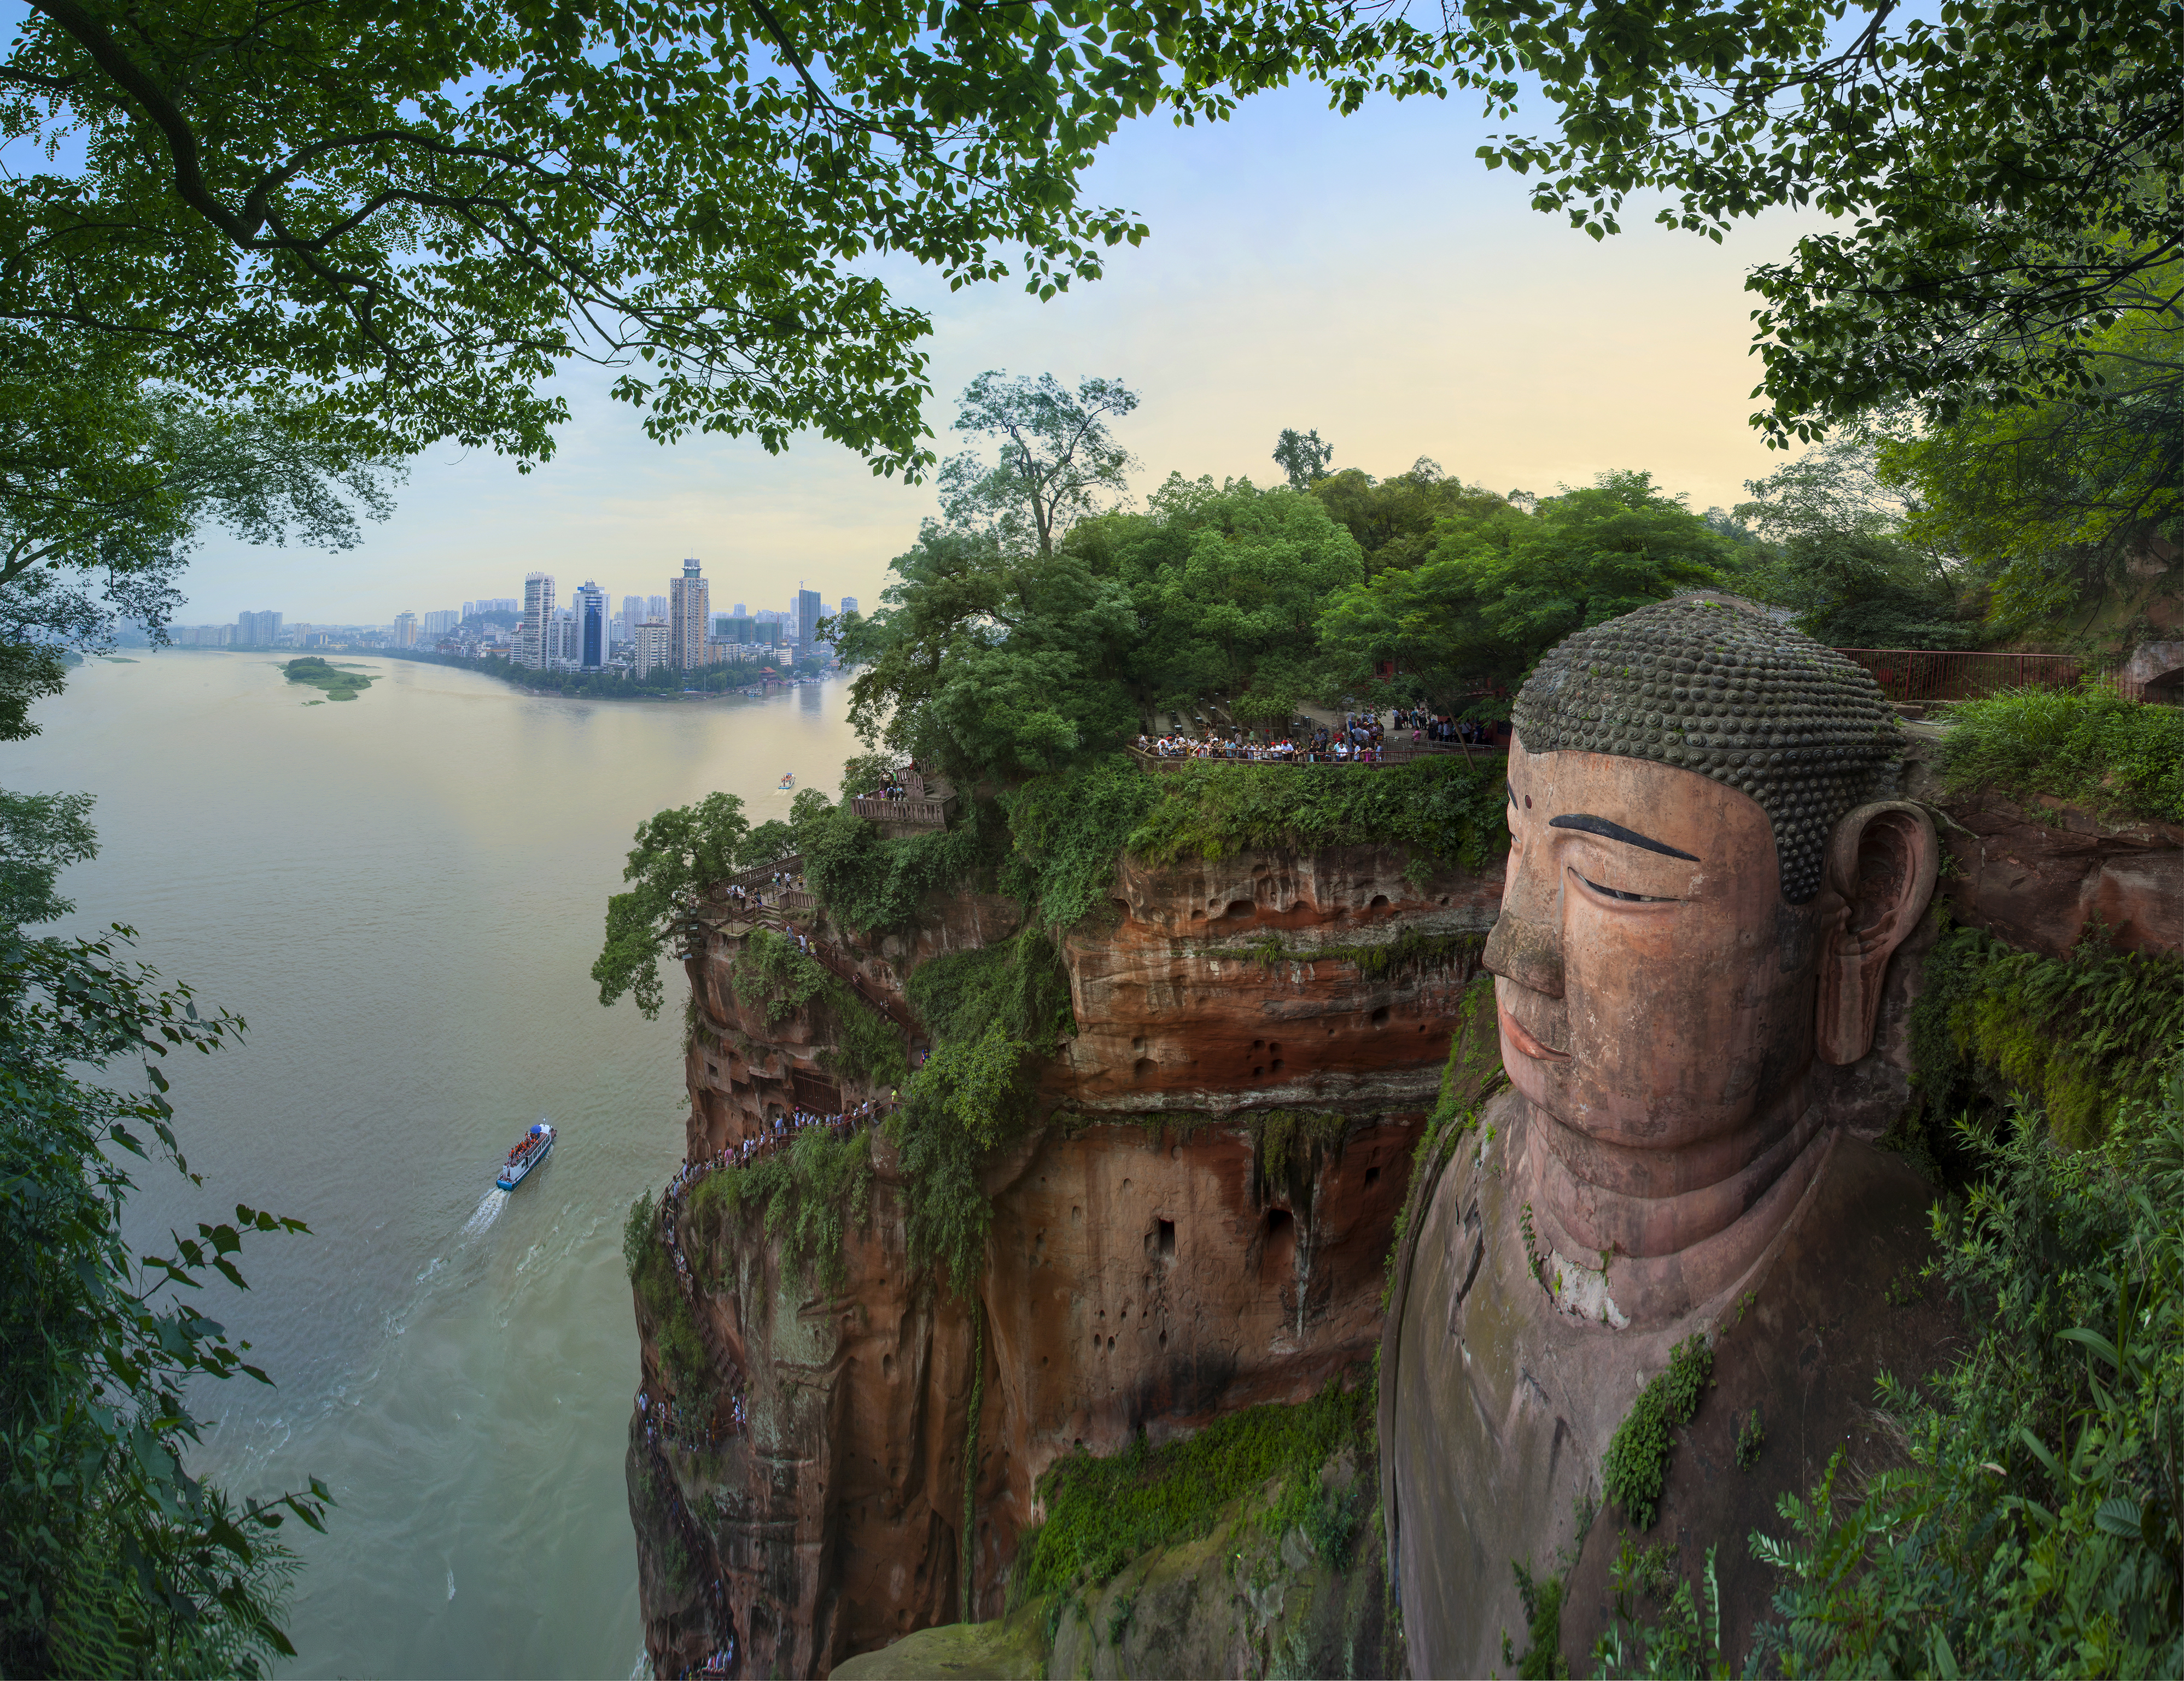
left=1833, top=649, right=2145, bottom=705
left=849, top=794, right=953, bottom=826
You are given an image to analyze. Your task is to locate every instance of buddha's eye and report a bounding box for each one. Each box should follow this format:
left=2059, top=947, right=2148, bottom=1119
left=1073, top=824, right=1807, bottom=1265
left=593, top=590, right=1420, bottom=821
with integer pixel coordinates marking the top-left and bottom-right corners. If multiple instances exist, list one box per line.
left=1580, top=874, right=1676, bottom=905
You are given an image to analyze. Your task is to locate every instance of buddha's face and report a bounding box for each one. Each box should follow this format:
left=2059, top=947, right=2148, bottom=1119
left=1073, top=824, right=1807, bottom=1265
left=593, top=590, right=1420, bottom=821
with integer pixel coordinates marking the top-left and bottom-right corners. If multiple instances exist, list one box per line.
left=1485, top=741, right=1825, bottom=1155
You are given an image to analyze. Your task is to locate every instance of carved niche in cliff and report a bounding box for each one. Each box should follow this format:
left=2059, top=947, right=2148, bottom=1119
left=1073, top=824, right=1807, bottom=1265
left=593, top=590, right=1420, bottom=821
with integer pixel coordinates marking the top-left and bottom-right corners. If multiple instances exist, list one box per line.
left=1380, top=598, right=1954, bottom=1674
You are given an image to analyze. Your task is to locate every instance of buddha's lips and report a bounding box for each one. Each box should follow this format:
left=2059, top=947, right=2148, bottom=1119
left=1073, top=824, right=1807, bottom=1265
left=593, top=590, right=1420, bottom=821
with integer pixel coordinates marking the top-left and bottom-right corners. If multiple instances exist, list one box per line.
left=1498, top=998, right=1571, bottom=1063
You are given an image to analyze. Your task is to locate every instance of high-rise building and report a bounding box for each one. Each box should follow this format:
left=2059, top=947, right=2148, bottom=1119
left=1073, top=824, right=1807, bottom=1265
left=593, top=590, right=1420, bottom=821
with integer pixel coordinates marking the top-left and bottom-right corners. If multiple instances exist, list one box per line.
left=839, top=595, right=859, bottom=618
left=573, top=582, right=608, bottom=668
left=647, top=594, right=670, bottom=622
left=669, top=559, right=709, bottom=671
left=549, top=608, right=582, bottom=667
left=423, top=609, right=459, bottom=637
left=732, top=602, right=746, bottom=617
left=470, top=597, right=519, bottom=617
left=519, top=573, right=554, bottom=667
left=234, top=610, right=283, bottom=645
left=632, top=618, right=671, bottom=677
left=394, top=612, right=419, bottom=647
left=793, top=587, right=822, bottom=653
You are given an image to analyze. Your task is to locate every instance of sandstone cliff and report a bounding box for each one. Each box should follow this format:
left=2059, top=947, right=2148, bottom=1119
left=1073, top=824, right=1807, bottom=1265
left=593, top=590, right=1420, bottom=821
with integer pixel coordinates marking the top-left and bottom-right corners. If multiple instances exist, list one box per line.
left=627, top=842, right=1499, bottom=1677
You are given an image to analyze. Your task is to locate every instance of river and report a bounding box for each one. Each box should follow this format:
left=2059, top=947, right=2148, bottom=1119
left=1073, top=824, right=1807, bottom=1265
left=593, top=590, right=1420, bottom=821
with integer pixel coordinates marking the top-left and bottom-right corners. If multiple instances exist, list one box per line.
left=6, top=651, right=863, bottom=1678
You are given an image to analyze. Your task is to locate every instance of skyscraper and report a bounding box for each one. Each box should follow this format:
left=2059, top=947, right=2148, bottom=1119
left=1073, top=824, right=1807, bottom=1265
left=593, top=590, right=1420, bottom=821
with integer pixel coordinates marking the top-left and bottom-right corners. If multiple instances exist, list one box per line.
left=646, top=594, right=669, bottom=622
left=422, top=609, right=459, bottom=637
left=574, top=582, right=608, bottom=669
left=633, top=618, right=670, bottom=677
left=669, top=559, right=709, bottom=671
left=519, top=573, right=554, bottom=668
left=793, top=588, right=822, bottom=653
left=235, top=610, right=283, bottom=645
left=838, top=595, right=859, bottom=616
left=394, top=612, right=418, bottom=647
left=732, top=602, right=746, bottom=616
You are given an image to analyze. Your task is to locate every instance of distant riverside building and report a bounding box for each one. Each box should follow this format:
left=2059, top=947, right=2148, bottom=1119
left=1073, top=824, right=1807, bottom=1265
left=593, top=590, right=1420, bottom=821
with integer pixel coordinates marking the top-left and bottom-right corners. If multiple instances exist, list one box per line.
left=793, top=588, right=821, bottom=653
left=548, top=608, right=580, bottom=667
left=732, top=602, right=746, bottom=616
left=465, top=598, right=519, bottom=619
left=422, top=609, right=459, bottom=637
left=574, top=581, right=608, bottom=669
left=669, top=559, right=709, bottom=671
left=633, top=617, right=670, bottom=676
left=172, top=624, right=232, bottom=647
left=839, top=595, right=859, bottom=617
left=716, top=614, right=755, bottom=643
left=646, top=594, right=669, bottom=622
left=394, top=612, right=419, bottom=647
left=518, top=573, right=554, bottom=667
left=235, top=610, right=282, bottom=645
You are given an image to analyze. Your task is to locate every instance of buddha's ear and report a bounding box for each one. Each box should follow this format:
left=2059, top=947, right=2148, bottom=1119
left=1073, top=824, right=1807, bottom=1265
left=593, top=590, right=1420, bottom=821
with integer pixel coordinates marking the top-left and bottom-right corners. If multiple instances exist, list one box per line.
left=1815, top=800, right=1940, bottom=1065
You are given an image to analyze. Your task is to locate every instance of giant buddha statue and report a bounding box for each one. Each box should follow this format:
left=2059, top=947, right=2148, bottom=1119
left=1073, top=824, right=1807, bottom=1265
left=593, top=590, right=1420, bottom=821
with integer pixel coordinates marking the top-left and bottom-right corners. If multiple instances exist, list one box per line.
left=1379, top=597, right=1951, bottom=1672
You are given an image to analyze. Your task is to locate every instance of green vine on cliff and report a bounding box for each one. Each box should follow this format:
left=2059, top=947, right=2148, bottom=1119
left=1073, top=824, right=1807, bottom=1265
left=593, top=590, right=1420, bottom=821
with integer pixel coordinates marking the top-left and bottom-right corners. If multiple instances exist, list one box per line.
left=1383, top=974, right=1505, bottom=1309
left=730, top=927, right=909, bottom=1091
left=1907, top=920, right=2184, bottom=1151
left=962, top=1302, right=986, bottom=1625
left=890, top=929, right=1076, bottom=1296
left=685, top=1126, right=875, bottom=1292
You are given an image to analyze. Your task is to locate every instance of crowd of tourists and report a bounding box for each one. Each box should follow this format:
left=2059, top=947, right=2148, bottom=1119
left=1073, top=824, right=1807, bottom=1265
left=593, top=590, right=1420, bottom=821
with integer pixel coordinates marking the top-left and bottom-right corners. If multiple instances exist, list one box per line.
left=1141, top=706, right=1497, bottom=764
left=663, top=1098, right=894, bottom=1208
left=722, top=869, right=805, bottom=913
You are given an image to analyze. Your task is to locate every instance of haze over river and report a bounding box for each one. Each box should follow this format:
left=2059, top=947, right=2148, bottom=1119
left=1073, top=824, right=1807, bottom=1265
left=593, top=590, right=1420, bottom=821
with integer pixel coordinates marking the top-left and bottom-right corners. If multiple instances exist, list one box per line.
left=8, top=652, right=862, bottom=1677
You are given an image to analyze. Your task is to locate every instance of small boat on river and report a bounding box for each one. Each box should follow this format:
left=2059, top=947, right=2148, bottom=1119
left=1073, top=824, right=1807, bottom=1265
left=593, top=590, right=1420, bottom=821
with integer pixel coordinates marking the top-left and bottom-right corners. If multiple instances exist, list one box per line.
left=497, top=1121, right=554, bottom=1191
left=778, top=771, right=795, bottom=790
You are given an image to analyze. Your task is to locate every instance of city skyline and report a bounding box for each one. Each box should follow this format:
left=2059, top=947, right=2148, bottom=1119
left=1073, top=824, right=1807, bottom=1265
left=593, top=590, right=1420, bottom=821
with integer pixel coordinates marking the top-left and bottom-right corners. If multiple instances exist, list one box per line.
left=168, top=81, right=1821, bottom=627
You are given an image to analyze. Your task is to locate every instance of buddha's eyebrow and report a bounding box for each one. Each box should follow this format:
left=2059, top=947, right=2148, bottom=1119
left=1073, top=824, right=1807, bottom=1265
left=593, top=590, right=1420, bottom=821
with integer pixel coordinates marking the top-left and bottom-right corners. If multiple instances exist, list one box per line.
left=1548, top=814, right=1700, bottom=862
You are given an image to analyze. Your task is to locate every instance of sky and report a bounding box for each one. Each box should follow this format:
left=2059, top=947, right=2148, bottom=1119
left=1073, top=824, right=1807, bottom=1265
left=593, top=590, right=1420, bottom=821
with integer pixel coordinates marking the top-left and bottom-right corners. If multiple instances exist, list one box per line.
left=177, top=79, right=1819, bottom=627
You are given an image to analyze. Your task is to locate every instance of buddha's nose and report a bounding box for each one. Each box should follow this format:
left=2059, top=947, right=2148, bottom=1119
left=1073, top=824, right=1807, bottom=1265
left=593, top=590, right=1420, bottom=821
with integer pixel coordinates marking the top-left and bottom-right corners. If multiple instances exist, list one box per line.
left=1481, top=911, right=1564, bottom=999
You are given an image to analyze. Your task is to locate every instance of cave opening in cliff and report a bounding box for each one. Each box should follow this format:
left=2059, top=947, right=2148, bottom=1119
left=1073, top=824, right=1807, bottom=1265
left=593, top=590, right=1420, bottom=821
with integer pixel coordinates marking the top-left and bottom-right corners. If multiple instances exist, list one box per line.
left=1157, top=1218, right=1175, bottom=1259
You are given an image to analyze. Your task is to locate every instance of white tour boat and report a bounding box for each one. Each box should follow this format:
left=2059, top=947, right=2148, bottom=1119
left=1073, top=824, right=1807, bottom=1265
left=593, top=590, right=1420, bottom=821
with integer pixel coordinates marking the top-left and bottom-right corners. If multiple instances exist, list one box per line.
left=497, top=1121, right=555, bottom=1191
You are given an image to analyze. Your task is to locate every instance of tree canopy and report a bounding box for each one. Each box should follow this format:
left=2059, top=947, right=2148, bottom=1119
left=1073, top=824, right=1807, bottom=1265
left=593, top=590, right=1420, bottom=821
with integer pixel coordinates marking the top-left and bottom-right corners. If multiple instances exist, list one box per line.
left=1318, top=469, right=1731, bottom=711
left=1446, top=0, right=2184, bottom=443
left=3, top=0, right=1428, bottom=471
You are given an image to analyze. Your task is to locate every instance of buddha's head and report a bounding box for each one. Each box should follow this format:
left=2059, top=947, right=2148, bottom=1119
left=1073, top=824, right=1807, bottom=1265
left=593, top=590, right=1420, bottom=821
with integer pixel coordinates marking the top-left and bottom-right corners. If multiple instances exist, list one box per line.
left=1479, top=598, right=1936, bottom=1325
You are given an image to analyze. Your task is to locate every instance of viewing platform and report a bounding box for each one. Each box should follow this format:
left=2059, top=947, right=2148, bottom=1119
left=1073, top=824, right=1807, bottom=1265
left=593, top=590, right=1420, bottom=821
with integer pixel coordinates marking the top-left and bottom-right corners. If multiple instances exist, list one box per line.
left=850, top=769, right=957, bottom=830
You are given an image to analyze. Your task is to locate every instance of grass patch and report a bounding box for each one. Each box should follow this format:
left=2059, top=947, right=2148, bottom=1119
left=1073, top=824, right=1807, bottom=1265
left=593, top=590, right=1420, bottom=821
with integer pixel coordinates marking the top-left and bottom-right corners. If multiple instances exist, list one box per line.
left=1125, top=753, right=1508, bottom=872
left=1938, top=683, right=2184, bottom=825
left=1601, top=1334, right=1713, bottom=1532
left=1015, top=1375, right=1374, bottom=1601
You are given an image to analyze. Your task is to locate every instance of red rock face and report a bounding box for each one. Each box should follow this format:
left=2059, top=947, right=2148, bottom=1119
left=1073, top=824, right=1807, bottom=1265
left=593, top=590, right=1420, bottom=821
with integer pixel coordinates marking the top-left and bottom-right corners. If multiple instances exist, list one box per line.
left=1937, top=792, right=2184, bottom=958
left=628, top=845, right=1502, bottom=1676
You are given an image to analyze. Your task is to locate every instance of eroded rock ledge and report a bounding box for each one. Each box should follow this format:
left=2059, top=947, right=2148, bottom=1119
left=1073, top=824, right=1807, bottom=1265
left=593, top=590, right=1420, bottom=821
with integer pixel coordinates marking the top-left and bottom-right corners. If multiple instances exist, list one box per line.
left=629, top=842, right=1498, bottom=1678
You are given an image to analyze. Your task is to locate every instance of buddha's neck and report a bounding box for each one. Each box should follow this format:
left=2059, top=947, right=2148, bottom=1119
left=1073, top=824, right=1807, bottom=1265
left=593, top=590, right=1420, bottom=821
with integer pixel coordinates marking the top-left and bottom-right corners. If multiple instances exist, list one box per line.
left=1518, top=1076, right=1832, bottom=1328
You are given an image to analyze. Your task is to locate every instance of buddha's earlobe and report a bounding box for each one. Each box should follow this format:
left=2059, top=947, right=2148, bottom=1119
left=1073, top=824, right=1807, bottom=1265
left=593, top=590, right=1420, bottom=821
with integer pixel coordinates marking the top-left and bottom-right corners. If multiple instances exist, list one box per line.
left=1814, top=801, right=1940, bottom=1065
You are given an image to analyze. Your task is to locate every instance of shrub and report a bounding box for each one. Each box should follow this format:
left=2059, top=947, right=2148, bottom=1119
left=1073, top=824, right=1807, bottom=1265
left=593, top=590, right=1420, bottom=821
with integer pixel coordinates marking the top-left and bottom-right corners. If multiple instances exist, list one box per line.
left=1601, top=1334, right=1714, bottom=1531
left=1939, top=684, right=2184, bottom=825
left=1909, top=923, right=2184, bottom=1149
left=1745, top=1088, right=2184, bottom=1675
left=686, top=1125, right=874, bottom=1291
